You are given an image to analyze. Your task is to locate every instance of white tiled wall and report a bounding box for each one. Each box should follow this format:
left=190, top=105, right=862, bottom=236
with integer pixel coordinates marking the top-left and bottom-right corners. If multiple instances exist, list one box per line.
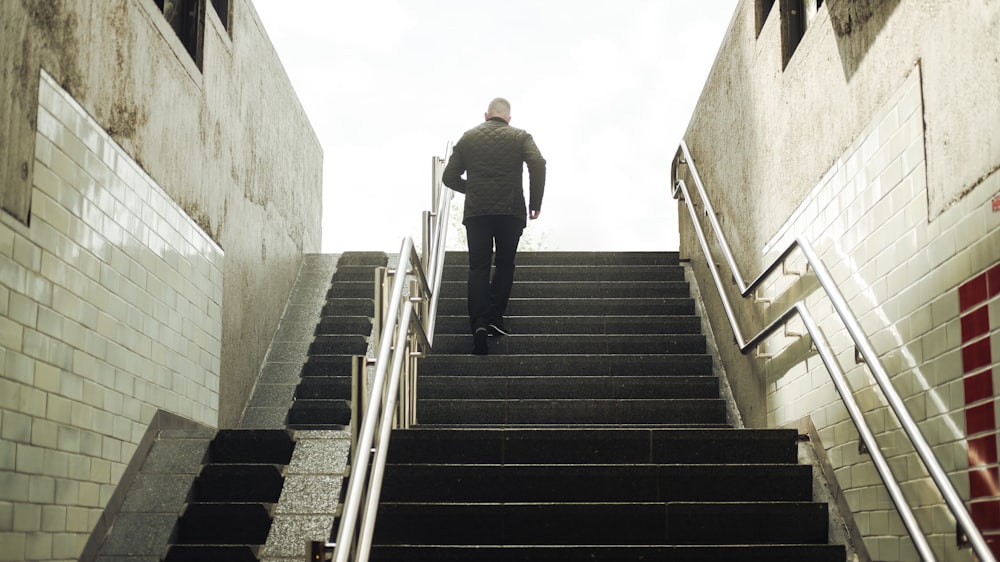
left=0, top=71, right=224, bottom=561
left=760, top=63, right=1000, bottom=560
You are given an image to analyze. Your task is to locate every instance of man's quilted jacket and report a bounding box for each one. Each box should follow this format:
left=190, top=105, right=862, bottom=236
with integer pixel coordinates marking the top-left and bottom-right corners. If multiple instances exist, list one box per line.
left=442, top=117, right=546, bottom=226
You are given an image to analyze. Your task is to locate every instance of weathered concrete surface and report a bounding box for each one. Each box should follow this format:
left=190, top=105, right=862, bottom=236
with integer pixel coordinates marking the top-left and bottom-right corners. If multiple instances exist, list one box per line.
left=677, top=0, right=1000, bottom=425
left=0, top=0, right=323, bottom=428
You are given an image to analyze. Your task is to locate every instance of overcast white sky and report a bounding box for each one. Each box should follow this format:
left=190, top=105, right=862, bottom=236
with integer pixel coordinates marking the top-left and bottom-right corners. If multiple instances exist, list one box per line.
left=253, top=0, right=738, bottom=253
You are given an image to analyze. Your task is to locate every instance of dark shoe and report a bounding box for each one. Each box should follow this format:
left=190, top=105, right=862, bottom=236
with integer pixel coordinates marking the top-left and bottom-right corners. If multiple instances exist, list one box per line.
left=472, top=328, right=489, bottom=355
left=488, top=320, right=511, bottom=337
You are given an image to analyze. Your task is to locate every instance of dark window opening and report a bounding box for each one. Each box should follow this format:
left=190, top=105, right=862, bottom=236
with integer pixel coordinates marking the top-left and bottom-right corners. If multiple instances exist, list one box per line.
left=153, top=0, right=204, bottom=68
left=756, top=0, right=776, bottom=37
left=781, top=0, right=823, bottom=68
left=210, top=0, right=229, bottom=32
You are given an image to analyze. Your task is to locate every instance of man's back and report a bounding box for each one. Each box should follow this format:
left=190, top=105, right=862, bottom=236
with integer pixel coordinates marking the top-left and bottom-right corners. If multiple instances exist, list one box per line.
left=443, top=116, right=545, bottom=226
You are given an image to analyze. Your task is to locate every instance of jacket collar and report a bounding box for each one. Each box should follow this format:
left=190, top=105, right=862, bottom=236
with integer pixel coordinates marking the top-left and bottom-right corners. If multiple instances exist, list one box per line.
left=486, top=116, right=508, bottom=125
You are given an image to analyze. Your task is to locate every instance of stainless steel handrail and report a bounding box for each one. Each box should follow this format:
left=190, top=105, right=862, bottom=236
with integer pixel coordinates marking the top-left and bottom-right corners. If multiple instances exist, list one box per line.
left=327, top=148, right=454, bottom=562
left=673, top=139, right=993, bottom=561
left=422, top=145, right=452, bottom=339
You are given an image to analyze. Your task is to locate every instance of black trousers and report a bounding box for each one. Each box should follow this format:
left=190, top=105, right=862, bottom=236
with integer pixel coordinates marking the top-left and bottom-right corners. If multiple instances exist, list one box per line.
left=465, top=215, right=524, bottom=332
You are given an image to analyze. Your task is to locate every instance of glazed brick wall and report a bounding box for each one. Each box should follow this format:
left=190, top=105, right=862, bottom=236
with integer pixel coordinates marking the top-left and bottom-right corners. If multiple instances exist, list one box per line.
left=0, top=72, right=223, bottom=561
left=762, top=65, right=1000, bottom=560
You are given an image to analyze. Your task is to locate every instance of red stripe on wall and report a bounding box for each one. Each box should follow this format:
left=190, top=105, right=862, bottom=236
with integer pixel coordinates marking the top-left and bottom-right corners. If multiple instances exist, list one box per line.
left=988, top=263, right=1000, bottom=298
left=973, top=500, right=1000, bottom=530
left=968, top=435, right=999, bottom=467
left=968, top=402, right=998, bottom=436
left=965, top=370, right=995, bottom=404
left=964, top=338, right=994, bottom=374
left=970, top=467, right=1000, bottom=498
left=961, top=267, right=1000, bottom=541
left=961, top=274, right=989, bottom=311
left=963, top=306, right=991, bottom=341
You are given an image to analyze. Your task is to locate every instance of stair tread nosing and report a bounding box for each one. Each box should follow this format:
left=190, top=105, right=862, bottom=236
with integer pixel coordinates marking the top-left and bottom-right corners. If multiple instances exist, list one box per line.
left=380, top=463, right=814, bottom=502
left=387, top=427, right=800, bottom=464
left=435, top=314, right=701, bottom=334
left=420, top=353, right=715, bottom=376
left=416, top=397, right=728, bottom=425
left=418, top=375, right=720, bottom=399
left=372, top=501, right=830, bottom=545
left=429, top=333, right=708, bottom=355
left=367, top=543, right=846, bottom=562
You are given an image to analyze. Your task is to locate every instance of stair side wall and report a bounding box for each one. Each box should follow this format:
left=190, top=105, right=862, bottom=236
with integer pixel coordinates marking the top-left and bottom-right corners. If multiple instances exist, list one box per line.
left=679, top=1, right=1000, bottom=560
left=0, top=2, right=321, bottom=560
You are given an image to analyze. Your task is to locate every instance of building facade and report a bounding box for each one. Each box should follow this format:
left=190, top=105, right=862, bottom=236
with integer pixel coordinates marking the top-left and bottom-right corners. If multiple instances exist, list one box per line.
left=676, top=0, right=1000, bottom=560
left=0, top=1, right=321, bottom=560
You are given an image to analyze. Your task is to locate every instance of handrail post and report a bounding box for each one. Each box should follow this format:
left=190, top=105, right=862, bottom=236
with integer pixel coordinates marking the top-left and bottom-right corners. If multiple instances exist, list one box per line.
left=408, top=338, right=418, bottom=428
left=308, top=540, right=333, bottom=560
left=430, top=155, right=441, bottom=215
left=422, top=210, right=431, bottom=273
left=350, top=355, right=368, bottom=457
left=373, top=267, right=385, bottom=356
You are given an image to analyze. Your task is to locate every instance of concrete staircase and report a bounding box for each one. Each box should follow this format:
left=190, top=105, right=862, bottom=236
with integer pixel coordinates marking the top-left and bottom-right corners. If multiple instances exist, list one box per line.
left=363, top=251, right=847, bottom=561
left=154, top=253, right=389, bottom=561
left=93, top=251, right=848, bottom=561
left=287, top=252, right=387, bottom=429
left=91, top=254, right=385, bottom=562
left=163, top=430, right=295, bottom=561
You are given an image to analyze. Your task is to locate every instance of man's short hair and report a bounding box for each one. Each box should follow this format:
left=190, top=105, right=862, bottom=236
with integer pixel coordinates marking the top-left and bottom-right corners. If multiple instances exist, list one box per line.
left=487, top=97, right=511, bottom=119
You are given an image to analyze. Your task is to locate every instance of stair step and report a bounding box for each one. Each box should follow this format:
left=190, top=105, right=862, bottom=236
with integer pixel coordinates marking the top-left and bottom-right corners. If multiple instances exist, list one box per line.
left=175, top=503, right=273, bottom=544
left=295, top=376, right=351, bottom=400
left=438, top=280, right=691, bottom=299
left=368, top=544, right=846, bottom=561
left=330, top=265, right=385, bottom=282
left=207, top=430, right=294, bottom=464
left=434, top=315, right=701, bottom=335
left=301, top=355, right=356, bottom=377
left=372, top=501, right=827, bottom=545
left=193, top=464, right=285, bottom=502
left=327, top=281, right=378, bottom=299
left=417, top=398, right=727, bottom=425
left=430, top=333, right=707, bottom=355
left=445, top=251, right=681, bottom=266
left=321, top=298, right=375, bottom=317
left=442, top=265, right=686, bottom=282
left=418, top=375, right=719, bottom=400
left=335, top=251, right=389, bottom=267
left=162, top=544, right=260, bottom=562
left=421, top=354, right=714, bottom=377
left=315, top=316, right=373, bottom=335
left=665, top=502, right=830, bottom=544
left=286, top=399, right=351, bottom=427
left=309, top=334, right=369, bottom=355
left=387, top=428, right=799, bottom=465
left=372, top=502, right=666, bottom=545
left=437, top=297, right=695, bottom=317
left=380, top=463, right=813, bottom=502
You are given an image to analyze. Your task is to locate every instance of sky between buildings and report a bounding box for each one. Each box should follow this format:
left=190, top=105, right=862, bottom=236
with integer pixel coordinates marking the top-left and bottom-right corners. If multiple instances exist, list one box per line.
left=253, top=0, right=739, bottom=253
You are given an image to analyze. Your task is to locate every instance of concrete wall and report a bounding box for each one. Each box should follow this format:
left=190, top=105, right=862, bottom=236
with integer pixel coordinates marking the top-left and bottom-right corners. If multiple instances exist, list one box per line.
left=0, top=1, right=322, bottom=560
left=677, top=0, right=1000, bottom=560
left=0, top=0, right=322, bottom=429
